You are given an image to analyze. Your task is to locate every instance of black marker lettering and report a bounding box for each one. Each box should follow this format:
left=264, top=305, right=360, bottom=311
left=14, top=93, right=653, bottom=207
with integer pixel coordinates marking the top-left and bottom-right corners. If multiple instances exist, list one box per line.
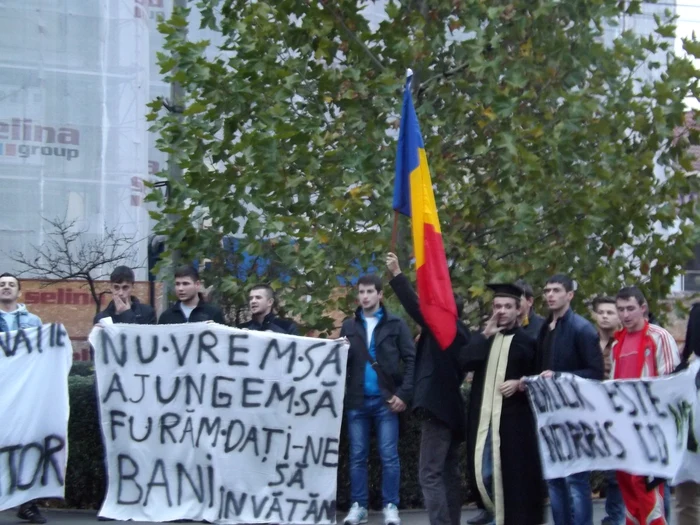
left=223, top=490, right=247, bottom=518
left=144, top=459, right=172, bottom=507
left=171, top=333, right=195, bottom=366
left=251, top=495, right=269, bottom=518
left=177, top=463, right=204, bottom=505
left=196, top=417, right=222, bottom=448
left=265, top=383, right=296, bottom=413
left=109, top=410, right=127, bottom=440
left=242, top=378, right=264, bottom=408
left=156, top=375, right=181, bottom=404
left=633, top=422, right=657, bottom=462
left=212, top=376, right=235, bottom=408
left=101, top=330, right=127, bottom=367
left=260, top=339, right=297, bottom=374
left=228, top=334, right=250, bottom=366
left=129, top=415, right=152, bottom=443
left=129, top=374, right=149, bottom=404
left=103, top=373, right=128, bottom=404
left=603, top=421, right=626, bottom=459
left=160, top=413, right=181, bottom=444
left=315, top=344, right=343, bottom=377
left=136, top=335, right=159, bottom=364
left=198, top=330, right=219, bottom=364
left=116, top=454, right=142, bottom=505
left=642, top=382, right=667, bottom=418
left=184, top=374, right=205, bottom=405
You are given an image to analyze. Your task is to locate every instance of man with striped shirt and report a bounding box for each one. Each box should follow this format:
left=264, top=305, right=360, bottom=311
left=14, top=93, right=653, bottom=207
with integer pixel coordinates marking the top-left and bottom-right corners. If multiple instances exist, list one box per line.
left=611, top=286, right=681, bottom=525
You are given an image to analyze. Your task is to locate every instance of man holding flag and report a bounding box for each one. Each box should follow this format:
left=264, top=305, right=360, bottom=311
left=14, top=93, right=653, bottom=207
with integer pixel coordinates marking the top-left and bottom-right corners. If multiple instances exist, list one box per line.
left=388, top=71, right=469, bottom=525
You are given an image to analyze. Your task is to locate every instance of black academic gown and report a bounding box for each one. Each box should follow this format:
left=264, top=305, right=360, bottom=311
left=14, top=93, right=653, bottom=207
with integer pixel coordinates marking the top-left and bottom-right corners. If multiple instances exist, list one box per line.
left=464, top=327, right=545, bottom=525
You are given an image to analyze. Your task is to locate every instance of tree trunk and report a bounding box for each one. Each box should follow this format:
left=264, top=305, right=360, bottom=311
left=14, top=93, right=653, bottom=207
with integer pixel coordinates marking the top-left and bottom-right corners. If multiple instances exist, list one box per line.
left=86, top=276, right=103, bottom=316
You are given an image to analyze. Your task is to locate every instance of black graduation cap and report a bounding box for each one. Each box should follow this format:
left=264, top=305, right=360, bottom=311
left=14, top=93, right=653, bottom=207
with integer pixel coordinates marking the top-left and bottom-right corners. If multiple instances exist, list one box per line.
left=487, top=283, right=524, bottom=300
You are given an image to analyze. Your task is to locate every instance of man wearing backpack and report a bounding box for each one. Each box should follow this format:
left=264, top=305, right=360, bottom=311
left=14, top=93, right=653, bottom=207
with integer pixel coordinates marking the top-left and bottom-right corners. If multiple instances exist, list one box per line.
left=340, top=274, right=416, bottom=525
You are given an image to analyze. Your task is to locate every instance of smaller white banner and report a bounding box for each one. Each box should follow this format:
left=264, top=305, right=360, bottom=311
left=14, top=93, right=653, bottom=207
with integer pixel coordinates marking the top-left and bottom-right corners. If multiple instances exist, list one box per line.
left=672, top=364, right=700, bottom=485
left=0, top=324, right=73, bottom=511
left=525, top=360, right=700, bottom=480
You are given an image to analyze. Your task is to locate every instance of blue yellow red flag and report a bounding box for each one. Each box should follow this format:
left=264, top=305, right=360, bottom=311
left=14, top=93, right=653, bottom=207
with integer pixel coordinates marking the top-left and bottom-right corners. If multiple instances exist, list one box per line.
left=392, top=72, right=457, bottom=350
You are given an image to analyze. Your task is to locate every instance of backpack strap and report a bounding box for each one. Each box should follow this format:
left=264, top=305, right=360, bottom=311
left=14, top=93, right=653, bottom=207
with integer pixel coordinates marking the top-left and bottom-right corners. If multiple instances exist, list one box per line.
left=349, top=331, right=397, bottom=397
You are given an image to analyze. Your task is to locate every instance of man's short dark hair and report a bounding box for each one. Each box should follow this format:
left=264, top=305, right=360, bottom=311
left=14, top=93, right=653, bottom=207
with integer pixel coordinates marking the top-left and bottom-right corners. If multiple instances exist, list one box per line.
left=174, top=265, right=200, bottom=281
left=592, top=295, right=616, bottom=312
left=616, top=286, right=647, bottom=306
left=357, top=274, right=383, bottom=293
left=546, top=274, right=575, bottom=293
left=249, top=283, right=275, bottom=301
left=515, top=279, right=534, bottom=299
left=110, top=266, right=135, bottom=284
left=0, top=272, right=20, bottom=290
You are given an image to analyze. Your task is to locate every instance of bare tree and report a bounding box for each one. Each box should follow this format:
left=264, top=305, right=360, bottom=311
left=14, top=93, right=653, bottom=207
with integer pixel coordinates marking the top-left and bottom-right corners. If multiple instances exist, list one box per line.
left=8, top=217, right=139, bottom=314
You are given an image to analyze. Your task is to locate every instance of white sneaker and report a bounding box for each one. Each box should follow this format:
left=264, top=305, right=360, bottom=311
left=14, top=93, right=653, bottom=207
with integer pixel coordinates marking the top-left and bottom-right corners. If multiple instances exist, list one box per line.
left=383, top=503, right=401, bottom=525
left=343, top=502, right=368, bottom=525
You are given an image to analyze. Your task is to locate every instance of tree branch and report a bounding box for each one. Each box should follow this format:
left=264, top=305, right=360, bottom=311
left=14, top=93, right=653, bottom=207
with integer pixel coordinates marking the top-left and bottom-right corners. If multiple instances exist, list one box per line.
left=6, top=217, right=138, bottom=310
left=417, top=61, right=470, bottom=95
left=317, top=1, right=386, bottom=72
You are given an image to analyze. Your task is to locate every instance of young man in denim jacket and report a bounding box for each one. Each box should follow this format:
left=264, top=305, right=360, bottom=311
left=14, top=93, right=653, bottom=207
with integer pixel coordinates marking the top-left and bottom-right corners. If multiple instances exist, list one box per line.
left=0, top=272, right=46, bottom=524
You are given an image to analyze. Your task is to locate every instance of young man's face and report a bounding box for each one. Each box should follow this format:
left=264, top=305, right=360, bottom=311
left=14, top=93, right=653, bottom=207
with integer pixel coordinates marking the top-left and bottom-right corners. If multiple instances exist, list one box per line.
left=493, top=297, right=519, bottom=328
left=249, top=288, right=274, bottom=316
left=616, top=297, right=646, bottom=331
left=358, top=283, right=382, bottom=312
left=111, top=281, right=133, bottom=302
left=175, top=277, right=199, bottom=303
left=595, top=302, right=619, bottom=331
left=543, top=283, right=573, bottom=312
left=0, top=276, right=20, bottom=303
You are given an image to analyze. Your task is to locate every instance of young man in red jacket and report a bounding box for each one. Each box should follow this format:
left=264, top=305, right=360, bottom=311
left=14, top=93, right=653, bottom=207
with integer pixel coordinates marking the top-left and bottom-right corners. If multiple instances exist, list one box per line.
left=612, top=287, right=681, bottom=525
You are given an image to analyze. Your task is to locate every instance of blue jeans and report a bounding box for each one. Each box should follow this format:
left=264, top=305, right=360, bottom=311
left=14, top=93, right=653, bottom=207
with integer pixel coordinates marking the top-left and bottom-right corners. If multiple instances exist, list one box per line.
left=347, top=396, right=400, bottom=507
left=602, top=471, right=625, bottom=525
left=548, top=471, right=593, bottom=525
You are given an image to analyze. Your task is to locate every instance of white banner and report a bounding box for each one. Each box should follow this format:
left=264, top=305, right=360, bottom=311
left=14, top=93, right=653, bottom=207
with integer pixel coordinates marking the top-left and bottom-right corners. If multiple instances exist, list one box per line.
left=525, top=360, right=700, bottom=481
left=672, top=364, right=700, bottom=484
left=0, top=324, right=72, bottom=511
left=89, top=323, right=349, bottom=524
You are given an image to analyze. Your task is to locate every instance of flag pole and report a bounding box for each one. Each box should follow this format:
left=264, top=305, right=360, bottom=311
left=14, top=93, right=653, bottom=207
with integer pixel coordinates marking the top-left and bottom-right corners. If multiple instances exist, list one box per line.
left=391, top=69, right=413, bottom=255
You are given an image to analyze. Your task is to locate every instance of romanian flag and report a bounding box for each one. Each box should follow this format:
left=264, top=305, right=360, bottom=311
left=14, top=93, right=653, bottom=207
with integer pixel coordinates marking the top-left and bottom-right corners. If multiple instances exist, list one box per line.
left=393, top=72, right=457, bottom=350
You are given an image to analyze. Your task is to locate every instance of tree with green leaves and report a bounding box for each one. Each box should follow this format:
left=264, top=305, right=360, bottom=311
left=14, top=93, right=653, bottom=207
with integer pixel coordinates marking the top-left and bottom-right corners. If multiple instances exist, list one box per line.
left=148, top=0, right=700, bottom=332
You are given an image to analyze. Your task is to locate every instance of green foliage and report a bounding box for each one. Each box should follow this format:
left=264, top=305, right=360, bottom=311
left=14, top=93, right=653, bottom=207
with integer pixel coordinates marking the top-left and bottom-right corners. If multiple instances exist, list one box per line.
left=69, top=361, right=95, bottom=377
left=64, top=375, right=106, bottom=509
left=148, top=0, right=700, bottom=328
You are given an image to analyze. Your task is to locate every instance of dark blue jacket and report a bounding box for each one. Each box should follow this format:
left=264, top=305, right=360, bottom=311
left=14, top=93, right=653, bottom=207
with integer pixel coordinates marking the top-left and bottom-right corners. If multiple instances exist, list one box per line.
left=536, top=308, right=603, bottom=380
left=340, top=306, right=416, bottom=410
left=522, top=310, right=545, bottom=340
left=94, top=297, right=156, bottom=325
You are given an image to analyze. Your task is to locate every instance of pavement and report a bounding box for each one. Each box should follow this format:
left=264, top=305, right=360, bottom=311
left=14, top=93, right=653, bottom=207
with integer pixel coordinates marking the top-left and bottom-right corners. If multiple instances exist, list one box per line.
left=0, top=501, right=614, bottom=524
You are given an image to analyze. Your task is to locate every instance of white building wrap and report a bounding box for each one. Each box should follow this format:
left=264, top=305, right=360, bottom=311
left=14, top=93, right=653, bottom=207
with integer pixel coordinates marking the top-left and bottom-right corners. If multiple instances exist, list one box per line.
left=0, top=1, right=199, bottom=279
